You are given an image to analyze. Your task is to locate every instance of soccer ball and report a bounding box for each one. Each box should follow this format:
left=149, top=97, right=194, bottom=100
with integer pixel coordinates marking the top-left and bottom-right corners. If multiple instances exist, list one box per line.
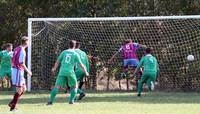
left=187, top=55, right=194, bottom=61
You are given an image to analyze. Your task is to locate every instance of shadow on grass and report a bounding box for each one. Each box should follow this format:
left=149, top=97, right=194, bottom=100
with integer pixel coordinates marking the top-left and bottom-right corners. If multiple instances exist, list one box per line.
left=0, top=91, right=200, bottom=105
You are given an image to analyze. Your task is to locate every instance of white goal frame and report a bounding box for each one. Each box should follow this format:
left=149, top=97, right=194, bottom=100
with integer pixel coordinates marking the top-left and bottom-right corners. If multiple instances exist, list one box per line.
left=27, top=15, right=200, bottom=92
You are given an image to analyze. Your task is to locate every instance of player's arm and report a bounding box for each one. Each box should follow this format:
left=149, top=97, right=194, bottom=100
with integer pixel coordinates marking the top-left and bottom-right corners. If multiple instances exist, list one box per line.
left=85, top=54, right=90, bottom=73
left=154, top=57, right=159, bottom=72
left=20, top=64, right=32, bottom=76
left=52, top=52, right=63, bottom=74
left=19, top=49, right=32, bottom=76
left=155, top=59, right=160, bottom=82
left=80, top=64, right=89, bottom=77
left=51, top=61, right=60, bottom=74
left=156, top=61, right=159, bottom=72
left=108, top=47, right=122, bottom=64
left=76, top=54, right=89, bottom=77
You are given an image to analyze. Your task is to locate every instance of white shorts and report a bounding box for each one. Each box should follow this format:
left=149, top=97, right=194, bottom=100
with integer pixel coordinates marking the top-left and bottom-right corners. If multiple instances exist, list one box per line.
left=12, top=68, right=26, bottom=87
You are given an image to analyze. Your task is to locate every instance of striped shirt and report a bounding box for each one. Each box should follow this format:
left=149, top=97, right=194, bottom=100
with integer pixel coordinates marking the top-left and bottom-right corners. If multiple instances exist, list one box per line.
left=118, top=43, right=141, bottom=59
left=12, top=46, right=26, bottom=70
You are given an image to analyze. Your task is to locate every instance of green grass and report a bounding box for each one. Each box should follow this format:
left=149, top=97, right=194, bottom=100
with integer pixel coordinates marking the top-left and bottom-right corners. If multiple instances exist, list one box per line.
left=0, top=91, right=200, bottom=114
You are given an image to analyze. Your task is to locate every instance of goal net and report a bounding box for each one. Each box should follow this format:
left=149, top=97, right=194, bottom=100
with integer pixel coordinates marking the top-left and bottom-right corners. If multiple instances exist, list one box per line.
left=28, top=16, right=200, bottom=91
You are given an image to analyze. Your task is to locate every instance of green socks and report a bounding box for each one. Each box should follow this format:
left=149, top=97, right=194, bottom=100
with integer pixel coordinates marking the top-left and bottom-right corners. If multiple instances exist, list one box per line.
left=69, top=88, right=77, bottom=103
left=49, top=88, right=59, bottom=102
left=138, top=82, right=143, bottom=95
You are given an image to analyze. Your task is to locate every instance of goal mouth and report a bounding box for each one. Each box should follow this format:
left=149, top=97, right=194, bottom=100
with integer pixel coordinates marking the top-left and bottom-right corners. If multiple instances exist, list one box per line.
left=28, top=16, right=200, bottom=91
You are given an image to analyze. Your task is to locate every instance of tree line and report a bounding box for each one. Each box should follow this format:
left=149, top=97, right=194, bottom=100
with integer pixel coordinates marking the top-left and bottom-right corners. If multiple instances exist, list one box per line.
left=1, top=0, right=200, bottom=46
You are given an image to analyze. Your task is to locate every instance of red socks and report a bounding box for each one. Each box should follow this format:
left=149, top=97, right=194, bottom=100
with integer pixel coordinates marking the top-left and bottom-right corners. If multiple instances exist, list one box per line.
left=10, top=92, right=24, bottom=109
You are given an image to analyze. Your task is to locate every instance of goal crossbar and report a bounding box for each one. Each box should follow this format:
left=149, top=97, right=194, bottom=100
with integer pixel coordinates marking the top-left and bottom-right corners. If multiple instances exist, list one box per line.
left=28, top=15, right=200, bottom=22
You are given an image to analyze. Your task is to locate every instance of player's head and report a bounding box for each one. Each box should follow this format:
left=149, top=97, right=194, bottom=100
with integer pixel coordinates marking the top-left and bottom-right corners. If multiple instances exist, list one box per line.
left=75, top=42, right=81, bottom=49
left=69, top=40, right=76, bottom=49
left=21, top=36, right=29, bottom=48
left=145, top=47, right=152, bottom=54
left=5, top=43, right=13, bottom=51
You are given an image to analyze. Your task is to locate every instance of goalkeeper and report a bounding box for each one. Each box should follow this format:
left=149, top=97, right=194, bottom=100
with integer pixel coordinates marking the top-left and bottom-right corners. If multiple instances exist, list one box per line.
left=133, top=47, right=159, bottom=96
left=108, top=39, right=146, bottom=78
left=74, top=42, right=90, bottom=100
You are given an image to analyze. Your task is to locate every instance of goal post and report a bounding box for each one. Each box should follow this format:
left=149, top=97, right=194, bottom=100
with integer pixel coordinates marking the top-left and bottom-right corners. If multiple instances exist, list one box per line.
left=27, top=20, right=32, bottom=92
left=27, top=15, right=200, bottom=92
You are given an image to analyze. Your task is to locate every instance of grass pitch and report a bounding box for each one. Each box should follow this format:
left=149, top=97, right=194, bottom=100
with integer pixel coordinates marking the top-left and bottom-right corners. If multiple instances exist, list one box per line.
left=0, top=91, right=200, bottom=114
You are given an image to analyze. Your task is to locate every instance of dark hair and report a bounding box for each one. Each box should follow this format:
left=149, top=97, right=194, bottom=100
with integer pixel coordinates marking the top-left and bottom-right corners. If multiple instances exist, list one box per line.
left=5, top=43, right=12, bottom=48
left=75, top=42, right=81, bottom=48
left=21, top=36, right=28, bottom=45
left=69, top=40, right=76, bottom=48
left=145, top=47, right=152, bottom=54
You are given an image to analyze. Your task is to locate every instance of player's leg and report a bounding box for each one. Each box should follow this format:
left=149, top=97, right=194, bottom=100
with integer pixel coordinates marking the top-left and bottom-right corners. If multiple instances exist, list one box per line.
left=79, top=81, right=84, bottom=90
left=135, top=68, right=143, bottom=91
left=9, top=69, right=26, bottom=111
left=77, top=73, right=86, bottom=100
left=75, top=71, right=83, bottom=94
left=76, top=71, right=85, bottom=91
left=10, top=68, right=16, bottom=92
left=129, top=59, right=141, bottom=74
left=128, top=59, right=140, bottom=90
left=76, top=72, right=84, bottom=92
left=78, top=81, right=85, bottom=95
left=4, top=70, right=11, bottom=88
left=121, top=59, right=129, bottom=78
left=147, top=72, right=156, bottom=91
left=6, top=69, right=12, bottom=89
left=64, top=79, right=70, bottom=93
left=48, top=85, right=60, bottom=105
left=9, top=87, right=22, bottom=111
left=11, top=68, right=16, bottom=90
left=48, top=76, right=66, bottom=105
left=0, top=76, right=3, bottom=88
left=137, top=73, right=148, bottom=96
left=67, top=74, right=78, bottom=104
left=8, top=68, right=17, bottom=110
left=4, top=76, right=9, bottom=88
left=0, top=68, right=6, bottom=88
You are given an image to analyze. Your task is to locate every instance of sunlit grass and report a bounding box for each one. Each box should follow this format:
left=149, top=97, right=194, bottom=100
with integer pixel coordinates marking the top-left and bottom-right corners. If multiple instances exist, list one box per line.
left=0, top=91, right=200, bottom=114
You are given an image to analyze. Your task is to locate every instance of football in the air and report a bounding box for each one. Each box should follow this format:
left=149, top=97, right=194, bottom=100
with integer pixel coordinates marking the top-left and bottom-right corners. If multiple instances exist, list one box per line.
left=187, top=55, right=194, bottom=61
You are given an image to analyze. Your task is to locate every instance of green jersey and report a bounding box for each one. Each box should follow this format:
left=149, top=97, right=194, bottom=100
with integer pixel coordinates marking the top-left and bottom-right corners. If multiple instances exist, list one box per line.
left=137, top=54, right=158, bottom=73
left=57, top=49, right=83, bottom=76
left=75, top=49, right=90, bottom=72
left=0, top=50, right=12, bottom=69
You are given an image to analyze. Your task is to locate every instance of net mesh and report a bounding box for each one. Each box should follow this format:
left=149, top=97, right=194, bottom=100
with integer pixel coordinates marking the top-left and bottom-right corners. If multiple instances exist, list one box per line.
left=31, top=18, right=200, bottom=91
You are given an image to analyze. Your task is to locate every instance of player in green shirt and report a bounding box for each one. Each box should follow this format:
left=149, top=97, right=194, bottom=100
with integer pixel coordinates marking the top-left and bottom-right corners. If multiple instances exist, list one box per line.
left=0, top=43, right=13, bottom=87
left=74, top=42, right=90, bottom=100
left=47, top=40, right=89, bottom=105
left=133, top=47, right=159, bottom=97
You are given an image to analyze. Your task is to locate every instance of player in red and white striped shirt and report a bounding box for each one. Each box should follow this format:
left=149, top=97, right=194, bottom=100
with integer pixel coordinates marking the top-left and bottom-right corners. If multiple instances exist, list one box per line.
left=8, top=36, right=32, bottom=111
